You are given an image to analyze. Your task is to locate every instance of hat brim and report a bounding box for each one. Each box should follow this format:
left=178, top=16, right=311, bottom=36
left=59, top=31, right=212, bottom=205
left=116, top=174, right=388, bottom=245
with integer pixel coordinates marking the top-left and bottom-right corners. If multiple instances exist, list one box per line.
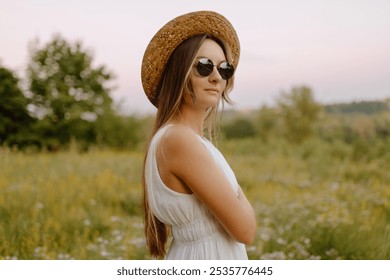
left=141, top=10, right=240, bottom=107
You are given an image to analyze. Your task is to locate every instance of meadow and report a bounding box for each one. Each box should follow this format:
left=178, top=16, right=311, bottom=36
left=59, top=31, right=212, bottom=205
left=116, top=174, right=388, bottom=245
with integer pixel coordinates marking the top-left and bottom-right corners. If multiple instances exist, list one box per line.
left=1, top=137, right=389, bottom=260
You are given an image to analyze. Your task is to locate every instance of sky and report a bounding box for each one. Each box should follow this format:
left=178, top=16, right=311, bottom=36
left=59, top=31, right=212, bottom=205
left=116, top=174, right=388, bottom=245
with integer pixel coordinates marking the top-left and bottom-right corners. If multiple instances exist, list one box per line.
left=1, top=0, right=390, bottom=115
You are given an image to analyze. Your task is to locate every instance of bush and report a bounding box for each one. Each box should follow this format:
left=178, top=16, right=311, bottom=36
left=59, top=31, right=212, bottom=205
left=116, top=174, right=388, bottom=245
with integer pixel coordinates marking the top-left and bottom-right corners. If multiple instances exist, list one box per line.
left=222, top=118, right=257, bottom=139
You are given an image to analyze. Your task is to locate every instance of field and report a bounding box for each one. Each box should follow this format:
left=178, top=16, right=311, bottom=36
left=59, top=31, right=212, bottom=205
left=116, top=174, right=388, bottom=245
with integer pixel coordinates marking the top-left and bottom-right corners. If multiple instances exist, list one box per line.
left=1, top=137, right=390, bottom=260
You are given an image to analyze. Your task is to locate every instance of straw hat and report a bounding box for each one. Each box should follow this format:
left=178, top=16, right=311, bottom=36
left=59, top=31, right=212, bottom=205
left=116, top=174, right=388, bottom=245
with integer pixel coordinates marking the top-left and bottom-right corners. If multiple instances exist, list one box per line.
left=141, top=10, right=240, bottom=107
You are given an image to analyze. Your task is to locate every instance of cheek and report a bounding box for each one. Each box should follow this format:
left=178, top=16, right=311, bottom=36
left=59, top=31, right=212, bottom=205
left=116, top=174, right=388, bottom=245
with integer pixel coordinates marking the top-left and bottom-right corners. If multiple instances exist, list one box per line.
left=189, top=78, right=204, bottom=97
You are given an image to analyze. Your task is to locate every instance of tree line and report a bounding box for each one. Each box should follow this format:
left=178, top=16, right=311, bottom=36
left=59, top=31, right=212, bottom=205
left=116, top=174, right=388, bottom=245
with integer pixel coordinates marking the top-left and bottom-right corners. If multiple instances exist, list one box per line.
left=1, top=34, right=389, bottom=153
left=222, top=91, right=390, bottom=161
left=223, top=93, right=390, bottom=141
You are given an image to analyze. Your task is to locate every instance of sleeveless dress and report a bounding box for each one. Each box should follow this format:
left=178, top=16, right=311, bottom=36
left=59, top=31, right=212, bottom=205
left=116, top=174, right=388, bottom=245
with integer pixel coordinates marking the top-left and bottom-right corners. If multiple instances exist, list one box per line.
left=145, top=124, right=248, bottom=259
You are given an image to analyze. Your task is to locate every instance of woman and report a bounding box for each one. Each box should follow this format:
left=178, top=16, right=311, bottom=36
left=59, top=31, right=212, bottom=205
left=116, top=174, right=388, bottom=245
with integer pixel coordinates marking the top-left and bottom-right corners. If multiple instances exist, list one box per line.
left=141, top=11, right=256, bottom=259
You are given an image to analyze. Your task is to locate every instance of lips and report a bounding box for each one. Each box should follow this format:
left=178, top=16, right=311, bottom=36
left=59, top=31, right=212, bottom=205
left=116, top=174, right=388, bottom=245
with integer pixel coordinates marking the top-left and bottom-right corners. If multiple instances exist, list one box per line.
left=205, top=88, right=219, bottom=94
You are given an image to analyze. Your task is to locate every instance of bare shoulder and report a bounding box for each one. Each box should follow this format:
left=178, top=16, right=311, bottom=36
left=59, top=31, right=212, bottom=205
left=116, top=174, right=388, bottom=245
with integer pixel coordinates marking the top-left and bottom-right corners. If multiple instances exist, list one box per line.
left=158, top=124, right=210, bottom=179
left=160, top=124, right=203, bottom=155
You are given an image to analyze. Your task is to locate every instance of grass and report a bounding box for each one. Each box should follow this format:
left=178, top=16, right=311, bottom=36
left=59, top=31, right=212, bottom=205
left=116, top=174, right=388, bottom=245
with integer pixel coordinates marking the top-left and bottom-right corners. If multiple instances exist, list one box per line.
left=1, top=137, right=389, bottom=259
left=0, top=149, right=146, bottom=259
left=221, top=137, right=390, bottom=259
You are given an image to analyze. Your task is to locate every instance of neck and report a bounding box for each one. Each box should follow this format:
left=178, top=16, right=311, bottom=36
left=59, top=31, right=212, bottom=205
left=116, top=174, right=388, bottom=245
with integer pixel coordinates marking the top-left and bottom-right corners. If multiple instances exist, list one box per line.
left=171, top=106, right=207, bottom=136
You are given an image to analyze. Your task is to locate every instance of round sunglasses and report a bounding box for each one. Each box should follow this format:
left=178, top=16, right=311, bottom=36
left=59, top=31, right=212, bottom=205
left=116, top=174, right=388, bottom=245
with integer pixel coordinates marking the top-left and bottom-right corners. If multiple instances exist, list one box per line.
left=194, top=57, right=235, bottom=80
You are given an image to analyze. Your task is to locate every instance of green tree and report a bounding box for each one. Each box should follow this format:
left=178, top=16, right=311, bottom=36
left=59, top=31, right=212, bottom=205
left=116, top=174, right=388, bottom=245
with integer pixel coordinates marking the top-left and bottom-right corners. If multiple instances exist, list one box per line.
left=95, top=112, right=143, bottom=150
left=277, top=86, right=322, bottom=143
left=256, top=105, right=279, bottom=141
left=26, top=34, right=115, bottom=149
left=223, top=118, right=256, bottom=139
left=0, top=65, right=35, bottom=147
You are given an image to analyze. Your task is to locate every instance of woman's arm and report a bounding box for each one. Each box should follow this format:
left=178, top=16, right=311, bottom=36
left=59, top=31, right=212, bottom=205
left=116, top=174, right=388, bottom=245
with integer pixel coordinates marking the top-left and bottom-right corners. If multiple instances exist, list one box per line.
left=159, top=126, right=256, bottom=244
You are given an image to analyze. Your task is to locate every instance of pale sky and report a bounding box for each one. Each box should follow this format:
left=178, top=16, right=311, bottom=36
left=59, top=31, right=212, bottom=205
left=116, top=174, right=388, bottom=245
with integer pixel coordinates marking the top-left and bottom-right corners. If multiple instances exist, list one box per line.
left=1, top=0, right=389, bottom=115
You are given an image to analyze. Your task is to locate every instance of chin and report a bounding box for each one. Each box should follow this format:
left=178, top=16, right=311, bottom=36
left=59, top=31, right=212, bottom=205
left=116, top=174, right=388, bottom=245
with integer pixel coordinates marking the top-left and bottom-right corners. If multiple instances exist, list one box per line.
left=191, top=92, right=221, bottom=110
left=204, top=96, right=220, bottom=108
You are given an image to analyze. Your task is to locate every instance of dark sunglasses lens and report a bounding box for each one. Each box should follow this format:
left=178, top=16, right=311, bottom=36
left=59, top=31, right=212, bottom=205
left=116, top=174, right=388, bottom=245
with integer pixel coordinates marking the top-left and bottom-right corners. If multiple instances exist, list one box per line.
left=218, top=62, right=235, bottom=80
left=196, top=59, right=213, bottom=77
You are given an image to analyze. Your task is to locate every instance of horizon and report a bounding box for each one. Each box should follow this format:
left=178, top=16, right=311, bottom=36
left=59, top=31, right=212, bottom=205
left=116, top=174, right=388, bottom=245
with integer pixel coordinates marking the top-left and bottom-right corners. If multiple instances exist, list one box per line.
left=1, top=0, right=389, bottom=115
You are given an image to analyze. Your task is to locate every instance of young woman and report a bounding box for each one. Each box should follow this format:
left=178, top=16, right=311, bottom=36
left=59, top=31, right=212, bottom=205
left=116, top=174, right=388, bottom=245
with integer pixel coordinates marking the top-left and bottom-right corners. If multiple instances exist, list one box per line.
left=141, top=11, right=256, bottom=259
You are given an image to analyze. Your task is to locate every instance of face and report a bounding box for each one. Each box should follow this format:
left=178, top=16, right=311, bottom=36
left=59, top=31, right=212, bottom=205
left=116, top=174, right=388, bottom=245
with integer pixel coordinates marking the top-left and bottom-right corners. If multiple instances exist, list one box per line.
left=186, top=39, right=228, bottom=110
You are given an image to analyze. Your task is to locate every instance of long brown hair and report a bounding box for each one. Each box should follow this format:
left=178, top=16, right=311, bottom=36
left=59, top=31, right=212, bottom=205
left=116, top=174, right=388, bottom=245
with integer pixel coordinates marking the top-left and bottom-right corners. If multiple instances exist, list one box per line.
left=142, top=34, right=235, bottom=258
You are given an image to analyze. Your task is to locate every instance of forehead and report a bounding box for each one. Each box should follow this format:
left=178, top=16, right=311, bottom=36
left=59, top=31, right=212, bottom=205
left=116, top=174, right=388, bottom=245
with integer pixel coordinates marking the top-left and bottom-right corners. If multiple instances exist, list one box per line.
left=196, top=39, right=226, bottom=61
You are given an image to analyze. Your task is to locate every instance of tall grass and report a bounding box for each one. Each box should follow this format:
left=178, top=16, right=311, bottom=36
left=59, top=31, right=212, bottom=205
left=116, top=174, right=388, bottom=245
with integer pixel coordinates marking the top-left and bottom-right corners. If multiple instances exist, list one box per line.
left=1, top=136, right=389, bottom=259
left=221, top=137, right=390, bottom=259
left=0, top=149, right=147, bottom=259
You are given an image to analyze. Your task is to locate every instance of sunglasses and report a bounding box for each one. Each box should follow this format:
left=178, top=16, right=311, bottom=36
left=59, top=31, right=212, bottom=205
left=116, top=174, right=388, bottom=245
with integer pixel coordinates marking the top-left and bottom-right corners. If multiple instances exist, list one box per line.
left=194, top=57, right=235, bottom=80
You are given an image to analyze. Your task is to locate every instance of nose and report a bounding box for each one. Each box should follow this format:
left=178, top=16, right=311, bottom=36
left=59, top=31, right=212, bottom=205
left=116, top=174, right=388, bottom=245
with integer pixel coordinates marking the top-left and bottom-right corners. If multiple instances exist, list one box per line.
left=208, top=66, right=223, bottom=83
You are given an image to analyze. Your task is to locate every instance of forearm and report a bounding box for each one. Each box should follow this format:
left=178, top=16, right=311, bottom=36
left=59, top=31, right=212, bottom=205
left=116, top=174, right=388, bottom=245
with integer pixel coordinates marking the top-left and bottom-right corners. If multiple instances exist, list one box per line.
left=236, top=185, right=257, bottom=243
left=237, top=186, right=255, bottom=215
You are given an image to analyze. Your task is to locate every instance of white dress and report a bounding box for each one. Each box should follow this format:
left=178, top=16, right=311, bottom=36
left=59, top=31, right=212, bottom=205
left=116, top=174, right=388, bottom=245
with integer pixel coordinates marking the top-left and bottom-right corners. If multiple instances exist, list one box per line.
left=145, top=124, right=248, bottom=259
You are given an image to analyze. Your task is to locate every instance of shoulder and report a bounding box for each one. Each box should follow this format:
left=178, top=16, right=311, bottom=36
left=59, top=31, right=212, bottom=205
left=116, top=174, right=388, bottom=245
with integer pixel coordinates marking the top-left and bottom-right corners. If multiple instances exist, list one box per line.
left=157, top=124, right=209, bottom=173
left=160, top=124, right=203, bottom=154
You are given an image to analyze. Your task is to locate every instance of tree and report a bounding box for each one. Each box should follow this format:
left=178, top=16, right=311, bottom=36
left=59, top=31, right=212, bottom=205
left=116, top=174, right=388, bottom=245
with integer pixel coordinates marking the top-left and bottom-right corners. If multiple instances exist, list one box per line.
left=277, top=86, right=322, bottom=143
left=95, top=113, right=144, bottom=150
left=223, top=118, right=256, bottom=139
left=26, top=34, right=115, bottom=149
left=256, top=105, right=279, bottom=141
left=0, top=65, right=35, bottom=147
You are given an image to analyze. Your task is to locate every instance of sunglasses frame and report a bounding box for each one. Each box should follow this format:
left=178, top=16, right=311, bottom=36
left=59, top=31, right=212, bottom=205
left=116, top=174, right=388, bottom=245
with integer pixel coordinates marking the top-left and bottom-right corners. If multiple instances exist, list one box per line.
left=193, top=57, right=235, bottom=80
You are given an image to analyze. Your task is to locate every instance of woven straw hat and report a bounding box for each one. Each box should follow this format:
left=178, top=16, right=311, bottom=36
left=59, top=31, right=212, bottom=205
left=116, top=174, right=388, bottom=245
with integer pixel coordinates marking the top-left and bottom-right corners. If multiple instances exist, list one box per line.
left=141, top=10, right=240, bottom=107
